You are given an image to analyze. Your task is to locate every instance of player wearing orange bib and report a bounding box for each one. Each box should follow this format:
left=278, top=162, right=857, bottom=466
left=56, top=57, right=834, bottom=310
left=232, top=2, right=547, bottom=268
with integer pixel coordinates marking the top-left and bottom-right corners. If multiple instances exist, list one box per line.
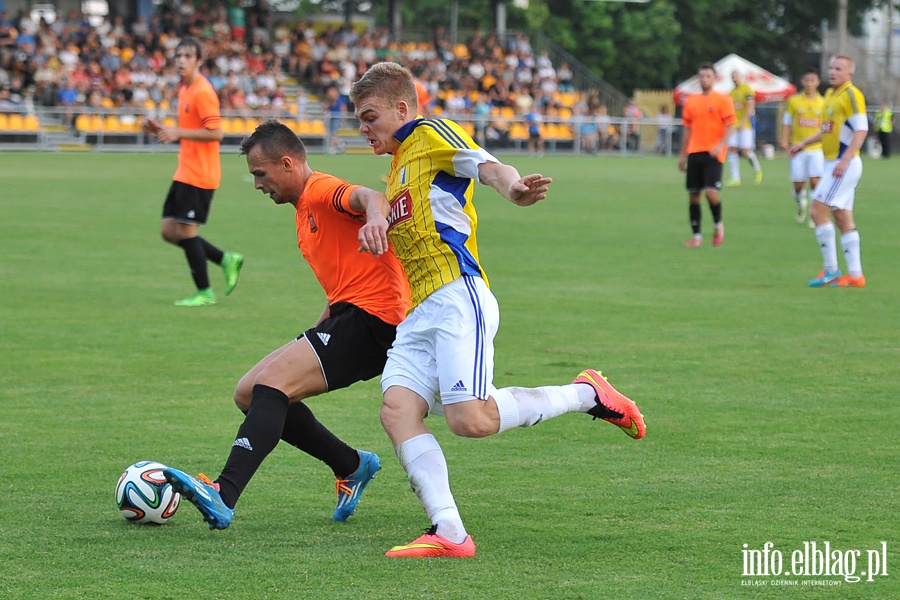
left=350, top=62, right=645, bottom=559
left=678, top=62, right=737, bottom=248
left=781, top=69, right=825, bottom=225
left=144, top=37, right=243, bottom=307
left=164, top=121, right=411, bottom=530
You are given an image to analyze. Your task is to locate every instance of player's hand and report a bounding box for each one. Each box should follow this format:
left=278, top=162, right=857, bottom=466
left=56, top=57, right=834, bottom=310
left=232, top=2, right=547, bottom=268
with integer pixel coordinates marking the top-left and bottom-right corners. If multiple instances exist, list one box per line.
left=833, top=159, right=849, bottom=177
left=143, top=118, right=161, bottom=134
left=677, top=156, right=687, bottom=172
left=358, top=216, right=390, bottom=257
left=779, top=141, right=788, bottom=151
left=154, top=125, right=180, bottom=144
left=509, top=174, right=552, bottom=206
left=788, top=142, right=804, bottom=157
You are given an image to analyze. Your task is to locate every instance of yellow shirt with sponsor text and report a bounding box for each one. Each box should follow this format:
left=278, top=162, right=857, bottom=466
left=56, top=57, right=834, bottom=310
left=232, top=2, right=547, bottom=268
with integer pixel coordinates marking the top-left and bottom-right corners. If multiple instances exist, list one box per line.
left=385, top=118, right=498, bottom=308
left=821, top=82, right=867, bottom=160
left=785, top=92, right=825, bottom=150
left=731, top=83, right=755, bottom=130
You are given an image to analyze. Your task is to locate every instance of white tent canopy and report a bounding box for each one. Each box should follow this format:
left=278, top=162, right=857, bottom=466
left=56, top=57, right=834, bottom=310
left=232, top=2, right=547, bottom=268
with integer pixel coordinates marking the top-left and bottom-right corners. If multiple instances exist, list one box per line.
left=673, top=54, right=797, bottom=105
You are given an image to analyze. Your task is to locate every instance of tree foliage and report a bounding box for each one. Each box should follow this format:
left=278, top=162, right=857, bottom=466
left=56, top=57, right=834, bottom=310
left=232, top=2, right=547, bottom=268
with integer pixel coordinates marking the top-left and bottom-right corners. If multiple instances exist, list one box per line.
left=373, top=0, right=886, bottom=91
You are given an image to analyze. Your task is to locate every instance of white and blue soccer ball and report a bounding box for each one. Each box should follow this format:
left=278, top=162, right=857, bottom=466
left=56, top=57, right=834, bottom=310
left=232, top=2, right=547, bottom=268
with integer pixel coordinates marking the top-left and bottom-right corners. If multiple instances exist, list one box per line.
left=115, top=461, right=181, bottom=524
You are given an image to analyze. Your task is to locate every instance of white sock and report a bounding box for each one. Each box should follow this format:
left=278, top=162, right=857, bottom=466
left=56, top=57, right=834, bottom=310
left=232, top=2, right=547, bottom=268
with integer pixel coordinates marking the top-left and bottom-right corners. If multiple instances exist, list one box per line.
left=792, top=189, right=802, bottom=207
left=395, top=433, right=467, bottom=543
left=815, top=223, right=838, bottom=272
left=493, top=385, right=582, bottom=433
left=728, top=151, right=740, bottom=180
left=746, top=150, right=760, bottom=171
left=840, top=230, right=862, bottom=276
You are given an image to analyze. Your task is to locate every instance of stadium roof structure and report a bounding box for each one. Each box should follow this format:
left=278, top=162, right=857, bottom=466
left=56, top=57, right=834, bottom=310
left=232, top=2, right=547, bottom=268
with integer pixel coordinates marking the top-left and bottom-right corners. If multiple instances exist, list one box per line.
left=673, top=54, right=797, bottom=105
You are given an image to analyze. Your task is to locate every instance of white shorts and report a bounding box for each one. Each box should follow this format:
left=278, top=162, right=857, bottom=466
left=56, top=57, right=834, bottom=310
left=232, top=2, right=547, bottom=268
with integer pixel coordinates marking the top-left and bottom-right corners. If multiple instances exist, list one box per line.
left=729, top=128, right=755, bottom=150
left=810, top=156, right=862, bottom=211
left=381, top=275, right=498, bottom=416
left=790, top=149, right=825, bottom=182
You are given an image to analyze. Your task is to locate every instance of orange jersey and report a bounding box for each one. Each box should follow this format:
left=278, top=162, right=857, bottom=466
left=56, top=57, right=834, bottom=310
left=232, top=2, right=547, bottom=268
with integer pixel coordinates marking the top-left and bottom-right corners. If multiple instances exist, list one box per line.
left=173, top=75, right=221, bottom=190
left=682, top=91, right=736, bottom=162
left=296, top=172, right=410, bottom=325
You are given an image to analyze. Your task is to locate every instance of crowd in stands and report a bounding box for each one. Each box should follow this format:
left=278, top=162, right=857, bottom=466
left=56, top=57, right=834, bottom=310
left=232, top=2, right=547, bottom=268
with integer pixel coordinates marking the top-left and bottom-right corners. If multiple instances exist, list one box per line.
left=0, top=1, right=630, bottom=147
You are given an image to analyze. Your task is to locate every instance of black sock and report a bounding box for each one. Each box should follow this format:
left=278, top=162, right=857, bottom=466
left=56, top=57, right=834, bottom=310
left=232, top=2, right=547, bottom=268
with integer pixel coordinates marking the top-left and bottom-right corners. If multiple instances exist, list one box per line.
left=710, top=201, right=722, bottom=225
left=216, top=384, right=289, bottom=508
left=689, top=203, right=702, bottom=235
left=199, top=237, right=224, bottom=265
left=177, top=237, right=210, bottom=290
left=280, top=402, right=359, bottom=478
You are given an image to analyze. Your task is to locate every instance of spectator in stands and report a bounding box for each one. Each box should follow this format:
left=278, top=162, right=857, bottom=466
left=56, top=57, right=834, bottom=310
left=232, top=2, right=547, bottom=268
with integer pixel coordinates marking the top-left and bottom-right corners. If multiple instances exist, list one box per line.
left=323, top=82, right=345, bottom=154
left=624, top=98, right=642, bottom=150
left=656, top=104, right=673, bottom=154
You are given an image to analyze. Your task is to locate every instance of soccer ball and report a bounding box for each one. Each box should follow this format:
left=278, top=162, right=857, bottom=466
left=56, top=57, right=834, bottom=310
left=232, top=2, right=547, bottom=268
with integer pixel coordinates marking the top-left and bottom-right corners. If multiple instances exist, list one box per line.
left=115, top=461, right=181, bottom=524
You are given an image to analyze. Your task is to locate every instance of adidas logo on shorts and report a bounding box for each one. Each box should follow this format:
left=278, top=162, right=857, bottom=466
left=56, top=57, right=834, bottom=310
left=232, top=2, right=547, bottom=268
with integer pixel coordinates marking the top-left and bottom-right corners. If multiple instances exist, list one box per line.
left=450, top=380, right=467, bottom=392
left=317, top=332, right=331, bottom=345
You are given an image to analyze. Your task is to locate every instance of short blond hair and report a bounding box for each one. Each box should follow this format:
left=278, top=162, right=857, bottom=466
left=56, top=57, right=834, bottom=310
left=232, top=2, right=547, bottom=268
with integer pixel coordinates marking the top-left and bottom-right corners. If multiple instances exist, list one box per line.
left=832, top=54, right=856, bottom=73
left=350, top=62, right=418, bottom=109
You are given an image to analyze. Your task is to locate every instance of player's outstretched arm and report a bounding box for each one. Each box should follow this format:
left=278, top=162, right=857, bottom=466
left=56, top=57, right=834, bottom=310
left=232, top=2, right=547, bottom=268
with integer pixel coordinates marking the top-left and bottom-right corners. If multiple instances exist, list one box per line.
left=351, top=188, right=392, bottom=257
left=478, top=161, right=552, bottom=207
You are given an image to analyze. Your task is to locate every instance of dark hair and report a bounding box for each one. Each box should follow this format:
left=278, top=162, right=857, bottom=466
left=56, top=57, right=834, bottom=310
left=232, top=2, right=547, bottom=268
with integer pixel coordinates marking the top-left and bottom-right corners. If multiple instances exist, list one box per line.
left=176, top=37, right=204, bottom=60
left=240, top=120, right=307, bottom=162
left=698, top=62, right=716, bottom=74
left=803, top=68, right=819, bottom=77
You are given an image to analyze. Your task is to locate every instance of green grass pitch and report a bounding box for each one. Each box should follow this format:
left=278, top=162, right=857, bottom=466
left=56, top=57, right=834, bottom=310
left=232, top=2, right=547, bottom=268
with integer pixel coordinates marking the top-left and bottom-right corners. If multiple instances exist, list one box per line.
left=1, top=150, right=896, bottom=599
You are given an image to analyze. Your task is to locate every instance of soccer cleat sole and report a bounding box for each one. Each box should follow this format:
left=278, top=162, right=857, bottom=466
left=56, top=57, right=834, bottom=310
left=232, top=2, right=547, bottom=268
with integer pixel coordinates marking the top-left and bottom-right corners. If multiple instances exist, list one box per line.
left=574, top=369, right=646, bottom=440
left=163, top=471, right=231, bottom=530
left=385, top=534, right=476, bottom=558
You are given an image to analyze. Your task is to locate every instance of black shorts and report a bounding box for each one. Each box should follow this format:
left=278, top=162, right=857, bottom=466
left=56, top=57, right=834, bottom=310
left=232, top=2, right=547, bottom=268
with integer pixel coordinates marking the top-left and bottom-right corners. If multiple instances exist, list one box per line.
left=686, top=152, right=723, bottom=193
left=162, top=181, right=214, bottom=224
left=299, top=302, right=398, bottom=391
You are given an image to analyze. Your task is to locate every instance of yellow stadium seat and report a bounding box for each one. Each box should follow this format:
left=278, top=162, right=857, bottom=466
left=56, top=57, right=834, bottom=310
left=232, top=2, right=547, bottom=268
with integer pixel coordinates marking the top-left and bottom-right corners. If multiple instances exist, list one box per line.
left=75, top=114, right=89, bottom=131
left=461, top=121, right=475, bottom=136
left=0, top=113, right=9, bottom=130
left=88, top=115, right=103, bottom=131
left=24, top=115, right=40, bottom=130
left=296, top=120, right=312, bottom=135
left=8, top=113, right=24, bottom=130
left=104, top=115, right=121, bottom=131
left=509, top=123, right=528, bottom=140
left=309, top=120, right=326, bottom=135
left=229, top=117, right=245, bottom=134
left=162, top=117, right=176, bottom=128
left=244, top=118, right=260, bottom=134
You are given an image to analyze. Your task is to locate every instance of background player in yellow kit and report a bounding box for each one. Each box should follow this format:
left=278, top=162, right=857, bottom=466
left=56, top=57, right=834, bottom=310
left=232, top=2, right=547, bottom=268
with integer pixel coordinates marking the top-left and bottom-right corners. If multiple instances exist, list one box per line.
left=727, top=71, right=763, bottom=186
left=781, top=69, right=825, bottom=226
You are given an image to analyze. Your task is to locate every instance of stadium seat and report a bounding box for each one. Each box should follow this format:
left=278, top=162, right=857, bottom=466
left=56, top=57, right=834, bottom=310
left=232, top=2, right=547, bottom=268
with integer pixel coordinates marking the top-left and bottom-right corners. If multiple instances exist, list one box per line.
left=23, top=115, right=40, bottom=130
left=296, top=120, right=312, bottom=135
left=75, top=114, right=89, bottom=131
left=8, top=114, right=24, bottom=130
left=0, top=113, right=9, bottom=130
left=244, top=118, right=260, bottom=134
left=229, top=117, right=245, bottom=134
left=104, top=115, right=121, bottom=131
left=509, top=123, right=528, bottom=141
left=88, top=115, right=103, bottom=131
left=309, top=120, right=326, bottom=135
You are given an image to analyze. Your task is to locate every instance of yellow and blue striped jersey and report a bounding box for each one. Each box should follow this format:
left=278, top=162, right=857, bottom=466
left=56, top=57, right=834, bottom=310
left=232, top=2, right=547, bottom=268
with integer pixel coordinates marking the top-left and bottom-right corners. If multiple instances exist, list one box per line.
left=784, top=92, right=825, bottom=149
left=385, top=118, right=498, bottom=308
left=821, top=82, right=867, bottom=160
left=730, top=83, right=755, bottom=130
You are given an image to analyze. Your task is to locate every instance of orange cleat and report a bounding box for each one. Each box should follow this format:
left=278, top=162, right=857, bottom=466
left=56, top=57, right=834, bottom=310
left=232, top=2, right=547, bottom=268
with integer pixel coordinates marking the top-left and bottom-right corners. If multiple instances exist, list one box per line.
left=831, top=274, right=866, bottom=288
left=712, top=225, right=725, bottom=247
left=573, top=369, right=646, bottom=439
left=385, top=526, right=476, bottom=558
left=683, top=237, right=703, bottom=248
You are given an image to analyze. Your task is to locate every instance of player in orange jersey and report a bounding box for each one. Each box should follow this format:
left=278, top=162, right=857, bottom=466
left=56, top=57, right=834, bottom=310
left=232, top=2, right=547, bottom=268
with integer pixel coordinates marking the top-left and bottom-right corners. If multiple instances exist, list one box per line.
left=144, top=37, right=243, bottom=307
left=678, top=62, right=737, bottom=248
left=164, top=120, right=411, bottom=529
